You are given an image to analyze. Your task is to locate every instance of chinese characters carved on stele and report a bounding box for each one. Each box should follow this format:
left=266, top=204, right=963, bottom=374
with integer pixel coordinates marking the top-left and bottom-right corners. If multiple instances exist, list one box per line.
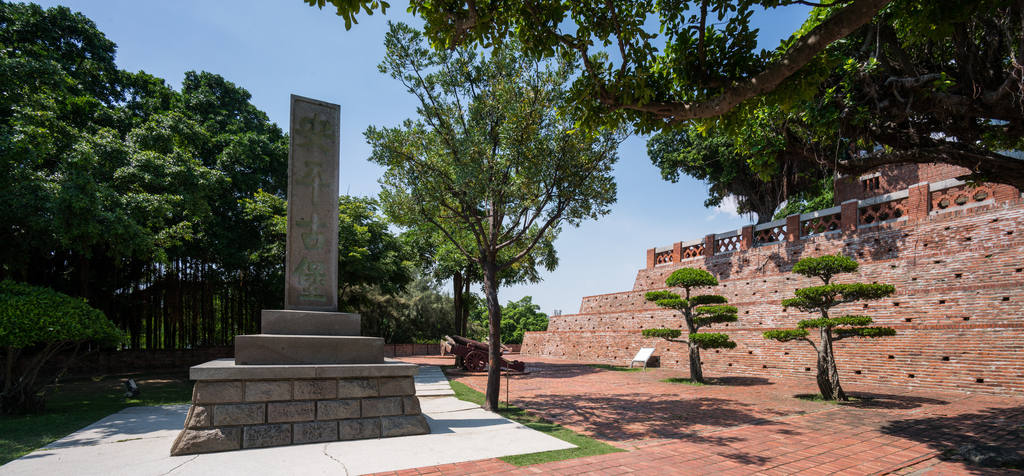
left=285, top=96, right=341, bottom=311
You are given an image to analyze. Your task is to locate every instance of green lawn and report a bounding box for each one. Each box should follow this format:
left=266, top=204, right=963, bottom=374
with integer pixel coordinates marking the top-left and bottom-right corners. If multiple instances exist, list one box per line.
left=447, top=378, right=624, bottom=466
left=0, top=372, right=194, bottom=466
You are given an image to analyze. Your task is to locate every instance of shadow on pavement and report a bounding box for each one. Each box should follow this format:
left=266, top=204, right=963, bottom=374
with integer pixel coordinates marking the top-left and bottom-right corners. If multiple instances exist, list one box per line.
left=878, top=404, right=1024, bottom=475
left=790, top=392, right=950, bottom=411
left=521, top=392, right=794, bottom=446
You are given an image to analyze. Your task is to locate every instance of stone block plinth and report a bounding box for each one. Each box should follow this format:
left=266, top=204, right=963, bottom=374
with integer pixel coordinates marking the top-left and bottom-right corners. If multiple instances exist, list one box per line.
left=234, top=335, right=385, bottom=365
left=261, top=310, right=361, bottom=336
left=170, top=359, right=429, bottom=456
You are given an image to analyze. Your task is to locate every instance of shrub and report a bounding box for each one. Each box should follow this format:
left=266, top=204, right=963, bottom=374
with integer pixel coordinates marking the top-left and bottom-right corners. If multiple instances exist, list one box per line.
left=1, top=280, right=124, bottom=415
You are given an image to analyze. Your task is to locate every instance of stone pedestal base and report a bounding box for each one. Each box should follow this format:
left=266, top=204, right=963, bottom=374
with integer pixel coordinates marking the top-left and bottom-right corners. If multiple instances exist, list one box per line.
left=170, top=359, right=430, bottom=456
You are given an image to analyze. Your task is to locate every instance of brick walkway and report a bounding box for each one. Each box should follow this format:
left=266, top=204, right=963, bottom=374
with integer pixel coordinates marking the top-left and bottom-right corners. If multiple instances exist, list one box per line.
left=373, top=355, right=1023, bottom=475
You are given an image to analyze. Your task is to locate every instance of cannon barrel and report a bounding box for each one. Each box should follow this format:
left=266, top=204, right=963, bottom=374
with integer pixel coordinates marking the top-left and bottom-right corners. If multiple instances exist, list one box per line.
left=449, top=334, right=488, bottom=351
left=442, top=335, right=525, bottom=372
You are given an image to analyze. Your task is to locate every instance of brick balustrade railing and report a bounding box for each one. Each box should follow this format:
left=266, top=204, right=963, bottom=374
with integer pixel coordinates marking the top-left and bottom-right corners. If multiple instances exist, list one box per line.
left=647, top=178, right=1019, bottom=269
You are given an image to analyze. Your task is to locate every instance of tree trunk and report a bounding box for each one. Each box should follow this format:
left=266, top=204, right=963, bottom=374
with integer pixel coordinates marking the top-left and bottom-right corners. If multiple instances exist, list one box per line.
left=481, top=258, right=502, bottom=412
left=76, top=252, right=90, bottom=300
left=3, top=347, right=14, bottom=401
left=688, top=341, right=704, bottom=383
left=816, top=326, right=848, bottom=401
left=452, top=271, right=463, bottom=336
left=461, top=277, right=471, bottom=337
left=683, top=288, right=704, bottom=383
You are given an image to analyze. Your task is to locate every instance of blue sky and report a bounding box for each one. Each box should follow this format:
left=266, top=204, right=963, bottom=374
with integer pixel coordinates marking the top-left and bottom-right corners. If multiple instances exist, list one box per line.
left=38, top=1, right=812, bottom=316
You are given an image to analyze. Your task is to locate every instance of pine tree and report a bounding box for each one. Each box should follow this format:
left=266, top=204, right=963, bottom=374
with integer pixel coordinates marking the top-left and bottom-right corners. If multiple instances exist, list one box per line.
left=764, top=255, right=896, bottom=401
left=643, top=268, right=737, bottom=383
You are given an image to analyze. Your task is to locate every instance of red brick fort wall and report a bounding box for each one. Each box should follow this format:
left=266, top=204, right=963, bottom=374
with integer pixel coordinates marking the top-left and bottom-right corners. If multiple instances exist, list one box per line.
left=523, top=180, right=1024, bottom=396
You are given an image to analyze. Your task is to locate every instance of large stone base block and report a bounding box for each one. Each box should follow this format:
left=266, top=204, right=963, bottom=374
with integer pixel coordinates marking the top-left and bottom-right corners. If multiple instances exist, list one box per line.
left=169, top=359, right=429, bottom=456
left=260, top=310, right=361, bottom=336
left=234, top=335, right=384, bottom=365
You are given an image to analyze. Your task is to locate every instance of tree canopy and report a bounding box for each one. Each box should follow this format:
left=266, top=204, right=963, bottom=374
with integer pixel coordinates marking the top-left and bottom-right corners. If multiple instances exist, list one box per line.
left=366, top=22, right=621, bottom=410
left=308, top=0, right=1024, bottom=190
left=648, top=125, right=830, bottom=224
left=469, top=296, right=549, bottom=345
left=308, top=0, right=888, bottom=129
left=0, top=2, right=420, bottom=352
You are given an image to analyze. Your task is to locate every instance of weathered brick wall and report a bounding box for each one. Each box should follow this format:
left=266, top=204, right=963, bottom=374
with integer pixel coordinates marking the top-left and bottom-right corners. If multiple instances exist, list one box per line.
left=833, top=163, right=1015, bottom=204
left=523, top=199, right=1024, bottom=396
left=524, top=326, right=1024, bottom=395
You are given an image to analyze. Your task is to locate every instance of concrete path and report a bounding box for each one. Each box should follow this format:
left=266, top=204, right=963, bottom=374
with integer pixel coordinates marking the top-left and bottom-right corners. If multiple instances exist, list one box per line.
left=0, top=365, right=573, bottom=476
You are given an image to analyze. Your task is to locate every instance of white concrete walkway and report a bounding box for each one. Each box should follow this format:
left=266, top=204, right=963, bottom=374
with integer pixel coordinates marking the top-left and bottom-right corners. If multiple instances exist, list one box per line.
left=0, top=365, right=573, bottom=476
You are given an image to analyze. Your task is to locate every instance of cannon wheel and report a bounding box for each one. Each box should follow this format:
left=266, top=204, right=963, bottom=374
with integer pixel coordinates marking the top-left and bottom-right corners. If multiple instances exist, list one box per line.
left=464, top=351, right=487, bottom=372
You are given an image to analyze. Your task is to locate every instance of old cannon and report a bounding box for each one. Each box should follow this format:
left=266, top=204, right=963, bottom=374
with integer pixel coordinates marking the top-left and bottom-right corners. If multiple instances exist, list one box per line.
left=442, top=335, right=526, bottom=372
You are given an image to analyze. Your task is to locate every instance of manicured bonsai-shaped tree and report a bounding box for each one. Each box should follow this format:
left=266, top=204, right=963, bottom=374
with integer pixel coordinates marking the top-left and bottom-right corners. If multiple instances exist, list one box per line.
left=1, top=280, right=124, bottom=415
left=764, top=255, right=895, bottom=401
left=643, top=268, right=737, bottom=383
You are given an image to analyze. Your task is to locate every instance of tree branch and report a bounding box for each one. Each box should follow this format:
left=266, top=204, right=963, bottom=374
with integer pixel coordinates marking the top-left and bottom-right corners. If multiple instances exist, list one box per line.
left=602, top=0, right=892, bottom=121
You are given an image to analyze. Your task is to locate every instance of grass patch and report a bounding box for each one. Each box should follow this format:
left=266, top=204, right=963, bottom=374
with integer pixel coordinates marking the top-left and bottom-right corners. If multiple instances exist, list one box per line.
left=446, top=380, right=624, bottom=466
left=0, top=371, right=194, bottom=466
left=586, top=364, right=645, bottom=372
left=793, top=394, right=871, bottom=404
left=661, top=377, right=706, bottom=386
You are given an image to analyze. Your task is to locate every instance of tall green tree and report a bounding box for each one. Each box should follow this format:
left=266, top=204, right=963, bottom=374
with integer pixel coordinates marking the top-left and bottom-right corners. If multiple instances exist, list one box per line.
left=469, top=295, right=549, bottom=344
left=700, top=1, right=1024, bottom=191
left=336, top=195, right=415, bottom=306
left=0, top=3, right=291, bottom=349
left=367, top=23, right=621, bottom=410
left=773, top=177, right=835, bottom=220
left=497, top=296, right=549, bottom=345
left=407, top=223, right=557, bottom=341
left=643, top=268, right=737, bottom=384
left=764, top=255, right=896, bottom=401
left=355, top=275, right=455, bottom=344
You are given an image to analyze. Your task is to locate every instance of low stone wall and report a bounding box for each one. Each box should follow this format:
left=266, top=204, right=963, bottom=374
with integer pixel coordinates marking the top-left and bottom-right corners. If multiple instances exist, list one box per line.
left=22, top=346, right=235, bottom=379
left=383, top=343, right=522, bottom=356
left=384, top=343, right=443, bottom=357
left=171, top=375, right=428, bottom=455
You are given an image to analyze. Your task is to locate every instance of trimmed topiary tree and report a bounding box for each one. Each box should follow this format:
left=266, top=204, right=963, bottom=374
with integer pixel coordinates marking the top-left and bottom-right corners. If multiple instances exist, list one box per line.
left=643, top=268, right=737, bottom=383
left=1, top=280, right=124, bottom=415
left=764, top=255, right=895, bottom=401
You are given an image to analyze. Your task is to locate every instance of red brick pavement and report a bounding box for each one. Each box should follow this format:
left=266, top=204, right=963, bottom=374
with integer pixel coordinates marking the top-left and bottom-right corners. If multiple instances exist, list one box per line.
left=371, top=355, right=1023, bottom=475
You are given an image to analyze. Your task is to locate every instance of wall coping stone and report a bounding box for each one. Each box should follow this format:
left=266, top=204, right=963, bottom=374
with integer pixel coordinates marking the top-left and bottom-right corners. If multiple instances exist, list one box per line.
left=801, top=205, right=843, bottom=220
left=930, top=178, right=967, bottom=192
left=859, top=189, right=910, bottom=207
left=190, top=358, right=418, bottom=381
left=753, top=218, right=787, bottom=231
left=716, top=229, right=740, bottom=239
left=680, top=237, right=705, bottom=247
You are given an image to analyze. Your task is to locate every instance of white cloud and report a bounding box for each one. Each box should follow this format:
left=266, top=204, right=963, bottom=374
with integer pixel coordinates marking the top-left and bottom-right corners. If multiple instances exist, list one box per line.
left=707, top=195, right=741, bottom=221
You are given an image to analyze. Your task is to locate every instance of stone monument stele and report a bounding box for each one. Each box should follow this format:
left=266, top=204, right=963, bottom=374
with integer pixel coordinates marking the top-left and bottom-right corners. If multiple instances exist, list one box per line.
left=170, top=95, right=429, bottom=456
